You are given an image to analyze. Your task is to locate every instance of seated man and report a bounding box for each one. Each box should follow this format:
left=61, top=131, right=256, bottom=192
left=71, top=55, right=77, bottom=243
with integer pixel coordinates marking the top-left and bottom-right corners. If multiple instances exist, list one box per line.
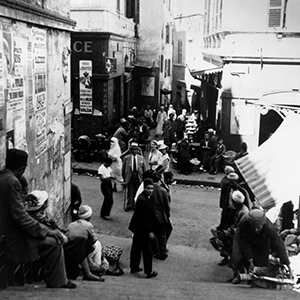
left=199, top=132, right=216, bottom=172
left=231, top=208, right=293, bottom=284
left=176, top=140, right=193, bottom=175
left=209, top=137, right=226, bottom=175
left=25, top=191, right=104, bottom=282
left=0, top=149, right=76, bottom=289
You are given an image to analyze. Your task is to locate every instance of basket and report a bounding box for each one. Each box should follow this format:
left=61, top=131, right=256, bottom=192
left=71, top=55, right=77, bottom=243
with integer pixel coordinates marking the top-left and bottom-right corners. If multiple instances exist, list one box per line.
left=222, top=150, right=237, bottom=165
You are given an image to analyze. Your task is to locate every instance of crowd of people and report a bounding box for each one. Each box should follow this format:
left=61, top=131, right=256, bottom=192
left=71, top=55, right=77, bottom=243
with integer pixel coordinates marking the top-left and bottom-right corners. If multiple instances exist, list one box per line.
left=1, top=103, right=298, bottom=289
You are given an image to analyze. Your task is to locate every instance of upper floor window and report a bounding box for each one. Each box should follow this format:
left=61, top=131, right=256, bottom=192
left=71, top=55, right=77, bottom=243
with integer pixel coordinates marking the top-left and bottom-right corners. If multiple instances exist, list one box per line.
left=178, top=40, right=183, bottom=64
left=166, top=24, right=170, bottom=44
left=268, top=0, right=283, bottom=28
left=117, top=0, right=120, bottom=11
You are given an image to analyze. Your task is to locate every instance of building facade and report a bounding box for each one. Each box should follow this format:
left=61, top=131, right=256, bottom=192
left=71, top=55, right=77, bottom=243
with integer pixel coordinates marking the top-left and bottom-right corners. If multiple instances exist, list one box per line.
left=0, top=0, right=75, bottom=225
left=70, top=0, right=137, bottom=138
left=133, top=0, right=174, bottom=109
left=198, top=0, right=300, bottom=151
left=172, top=1, right=204, bottom=112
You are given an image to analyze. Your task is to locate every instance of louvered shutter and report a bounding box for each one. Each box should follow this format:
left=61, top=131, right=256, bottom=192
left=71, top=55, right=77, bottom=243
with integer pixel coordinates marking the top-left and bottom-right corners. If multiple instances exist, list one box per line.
left=268, top=0, right=283, bottom=28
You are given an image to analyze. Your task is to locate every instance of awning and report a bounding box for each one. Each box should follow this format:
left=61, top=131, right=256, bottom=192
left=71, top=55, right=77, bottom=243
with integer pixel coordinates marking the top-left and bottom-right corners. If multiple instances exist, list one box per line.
left=235, top=113, right=300, bottom=214
left=190, top=61, right=223, bottom=77
left=246, top=90, right=300, bottom=118
left=256, top=90, right=300, bottom=107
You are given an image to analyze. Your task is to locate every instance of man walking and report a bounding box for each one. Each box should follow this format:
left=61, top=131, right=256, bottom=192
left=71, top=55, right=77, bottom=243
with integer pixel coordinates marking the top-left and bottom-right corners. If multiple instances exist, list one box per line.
left=122, top=142, right=146, bottom=212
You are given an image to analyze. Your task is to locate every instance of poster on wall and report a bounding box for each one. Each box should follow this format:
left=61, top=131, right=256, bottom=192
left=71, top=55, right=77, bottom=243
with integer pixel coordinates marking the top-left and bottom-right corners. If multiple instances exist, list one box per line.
left=0, top=21, right=4, bottom=107
left=230, top=99, right=255, bottom=136
left=12, top=22, right=28, bottom=150
left=32, top=26, right=47, bottom=157
left=79, top=60, right=93, bottom=114
left=141, top=77, right=155, bottom=97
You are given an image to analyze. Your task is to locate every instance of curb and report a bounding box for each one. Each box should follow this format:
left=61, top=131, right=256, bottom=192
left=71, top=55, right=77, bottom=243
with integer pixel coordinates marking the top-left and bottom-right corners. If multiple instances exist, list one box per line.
left=72, top=167, right=221, bottom=188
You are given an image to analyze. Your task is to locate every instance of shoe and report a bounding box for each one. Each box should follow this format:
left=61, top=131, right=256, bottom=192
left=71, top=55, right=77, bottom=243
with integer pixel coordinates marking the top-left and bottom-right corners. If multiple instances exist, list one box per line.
left=214, top=171, right=218, bottom=175
left=130, top=267, right=143, bottom=274
left=199, top=166, right=204, bottom=171
left=47, top=280, right=77, bottom=289
left=218, top=258, right=229, bottom=266
left=101, top=215, right=111, bottom=220
left=153, top=254, right=168, bottom=260
left=124, top=206, right=133, bottom=212
left=82, top=276, right=105, bottom=282
left=146, top=271, right=158, bottom=279
left=232, top=275, right=241, bottom=285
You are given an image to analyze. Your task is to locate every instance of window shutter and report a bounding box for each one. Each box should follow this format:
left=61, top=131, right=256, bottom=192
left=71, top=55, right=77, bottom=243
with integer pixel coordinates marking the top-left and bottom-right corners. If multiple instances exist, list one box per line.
left=268, top=0, right=283, bottom=28
left=178, top=40, right=182, bottom=64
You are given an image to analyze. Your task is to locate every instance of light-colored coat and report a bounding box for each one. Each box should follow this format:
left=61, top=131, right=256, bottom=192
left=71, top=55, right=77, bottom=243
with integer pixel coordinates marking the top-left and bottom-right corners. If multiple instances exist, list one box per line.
left=122, top=154, right=146, bottom=185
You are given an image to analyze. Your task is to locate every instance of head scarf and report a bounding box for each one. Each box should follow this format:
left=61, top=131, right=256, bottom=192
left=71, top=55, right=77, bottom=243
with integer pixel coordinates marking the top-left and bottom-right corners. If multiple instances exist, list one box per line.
left=108, top=137, right=121, bottom=158
left=232, top=190, right=245, bottom=204
left=224, top=166, right=235, bottom=175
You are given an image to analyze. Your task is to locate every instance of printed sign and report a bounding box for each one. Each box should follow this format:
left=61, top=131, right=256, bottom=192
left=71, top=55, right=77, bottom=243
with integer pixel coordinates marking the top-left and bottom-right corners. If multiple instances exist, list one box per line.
left=79, top=60, right=93, bottom=114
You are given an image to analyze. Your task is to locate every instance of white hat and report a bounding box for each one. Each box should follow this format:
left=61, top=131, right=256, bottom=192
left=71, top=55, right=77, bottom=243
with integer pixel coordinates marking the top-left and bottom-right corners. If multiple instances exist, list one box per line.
left=130, top=142, right=140, bottom=149
left=232, top=190, right=245, bottom=204
left=224, top=166, right=235, bottom=175
left=78, top=205, right=92, bottom=219
left=26, top=190, right=48, bottom=211
left=227, top=172, right=239, bottom=181
left=158, top=144, right=168, bottom=150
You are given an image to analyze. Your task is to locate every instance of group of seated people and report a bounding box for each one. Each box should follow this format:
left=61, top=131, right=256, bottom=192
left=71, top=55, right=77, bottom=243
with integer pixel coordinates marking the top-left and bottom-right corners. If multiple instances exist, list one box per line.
left=0, top=149, right=125, bottom=289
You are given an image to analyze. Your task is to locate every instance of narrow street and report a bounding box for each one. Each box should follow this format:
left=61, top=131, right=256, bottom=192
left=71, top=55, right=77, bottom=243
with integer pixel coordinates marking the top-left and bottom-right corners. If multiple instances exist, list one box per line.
left=1, top=174, right=299, bottom=299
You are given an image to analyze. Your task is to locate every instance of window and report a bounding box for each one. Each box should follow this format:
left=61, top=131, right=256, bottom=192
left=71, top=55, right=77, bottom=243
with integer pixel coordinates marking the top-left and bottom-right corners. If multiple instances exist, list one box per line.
left=165, top=59, right=168, bottom=77
left=161, top=55, right=164, bottom=73
left=268, top=0, right=283, bottom=28
left=166, top=24, right=170, bottom=44
left=117, top=0, right=120, bottom=11
left=178, top=40, right=182, bottom=64
left=167, top=59, right=171, bottom=76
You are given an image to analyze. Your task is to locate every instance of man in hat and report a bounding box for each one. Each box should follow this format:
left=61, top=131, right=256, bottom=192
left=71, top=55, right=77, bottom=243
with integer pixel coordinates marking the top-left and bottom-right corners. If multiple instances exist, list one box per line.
left=67, top=205, right=108, bottom=278
left=128, top=178, right=158, bottom=279
left=136, top=117, right=150, bottom=151
left=212, top=190, right=250, bottom=268
left=122, top=142, right=146, bottom=212
left=162, top=113, right=176, bottom=150
left=218, top=172, right=251, bottom=231
left=0, top=149, right=76, bottom=288
left=231, top=208, right=293, bottom=283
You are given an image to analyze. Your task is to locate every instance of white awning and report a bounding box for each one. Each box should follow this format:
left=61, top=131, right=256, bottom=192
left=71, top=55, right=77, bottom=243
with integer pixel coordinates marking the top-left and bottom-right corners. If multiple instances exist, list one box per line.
left=235, top=113, right=300, bottom=212
left=189, top=61, right=223, bottom=77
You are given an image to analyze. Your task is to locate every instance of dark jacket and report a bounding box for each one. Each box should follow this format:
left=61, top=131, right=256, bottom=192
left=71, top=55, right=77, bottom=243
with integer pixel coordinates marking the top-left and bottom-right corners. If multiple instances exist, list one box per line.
left=128, top=191, right=155, bottom=235
left=237, top=214, right=290, bottom=267
left=0, top=169, right=49, bottom=263
left=152, top=183, right=170, bottom=224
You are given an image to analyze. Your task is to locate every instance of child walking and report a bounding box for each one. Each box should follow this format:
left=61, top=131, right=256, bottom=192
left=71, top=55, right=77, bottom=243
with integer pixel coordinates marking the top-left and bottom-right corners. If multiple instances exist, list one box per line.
left=98, top=156, right=115, bottom=220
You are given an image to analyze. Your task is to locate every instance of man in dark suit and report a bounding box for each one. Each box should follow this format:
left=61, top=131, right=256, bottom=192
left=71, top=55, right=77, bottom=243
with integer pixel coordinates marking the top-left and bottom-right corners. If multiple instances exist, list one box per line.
left=199, top=132, right=216, bottom=172
left=122, top=142, right=146, bottom=212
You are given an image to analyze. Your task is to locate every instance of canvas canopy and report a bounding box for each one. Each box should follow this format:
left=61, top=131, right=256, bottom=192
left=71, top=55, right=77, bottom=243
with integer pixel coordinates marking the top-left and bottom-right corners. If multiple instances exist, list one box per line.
left=235, top=112, right=300, bottom=213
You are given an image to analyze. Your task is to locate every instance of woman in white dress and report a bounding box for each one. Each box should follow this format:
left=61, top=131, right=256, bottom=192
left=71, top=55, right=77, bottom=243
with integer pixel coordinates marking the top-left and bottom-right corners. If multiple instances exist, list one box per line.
left=158, top=144, right=170, bottom=172
left=148, top=140, right=162, bottom=170
left=107, top=137, right=123, bottom=190
left=155, top=106, right=167, bottom=136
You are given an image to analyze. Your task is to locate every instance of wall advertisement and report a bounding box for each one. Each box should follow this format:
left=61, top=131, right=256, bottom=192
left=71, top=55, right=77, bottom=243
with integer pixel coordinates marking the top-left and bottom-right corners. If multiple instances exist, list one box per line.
left=79, top=60, right=92, bottom=114
left=32, top=26, right=47, bottom=157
